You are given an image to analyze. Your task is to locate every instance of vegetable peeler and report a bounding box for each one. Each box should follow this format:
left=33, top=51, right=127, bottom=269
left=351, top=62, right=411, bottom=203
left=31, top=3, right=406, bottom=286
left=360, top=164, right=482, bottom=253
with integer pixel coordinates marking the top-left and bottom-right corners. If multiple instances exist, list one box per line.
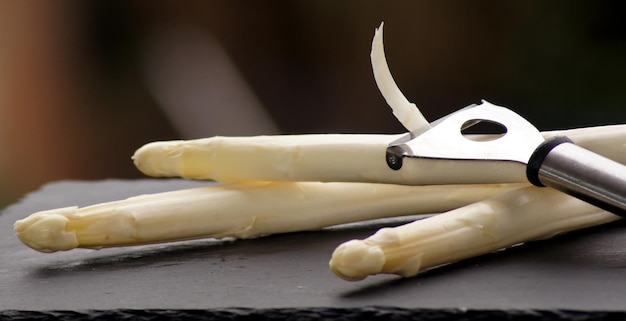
left=386, top=100, right=626, bottom=216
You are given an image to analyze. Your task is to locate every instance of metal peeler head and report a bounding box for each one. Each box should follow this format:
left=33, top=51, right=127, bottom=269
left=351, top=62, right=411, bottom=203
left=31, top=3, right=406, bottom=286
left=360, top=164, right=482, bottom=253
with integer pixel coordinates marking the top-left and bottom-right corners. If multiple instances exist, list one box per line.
left=386, top=100, right=545, bottom=170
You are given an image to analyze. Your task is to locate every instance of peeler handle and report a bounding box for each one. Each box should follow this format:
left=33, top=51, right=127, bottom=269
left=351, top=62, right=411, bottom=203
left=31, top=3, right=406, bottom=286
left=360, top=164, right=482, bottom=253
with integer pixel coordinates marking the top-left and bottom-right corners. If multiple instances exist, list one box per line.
left=527, top=136, right=626, bottom=217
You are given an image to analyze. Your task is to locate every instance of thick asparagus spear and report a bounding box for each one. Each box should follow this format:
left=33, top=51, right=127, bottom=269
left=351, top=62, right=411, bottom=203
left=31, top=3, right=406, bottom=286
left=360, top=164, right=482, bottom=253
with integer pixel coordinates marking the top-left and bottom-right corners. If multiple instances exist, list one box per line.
left=14, top=181, right=518, bottom=253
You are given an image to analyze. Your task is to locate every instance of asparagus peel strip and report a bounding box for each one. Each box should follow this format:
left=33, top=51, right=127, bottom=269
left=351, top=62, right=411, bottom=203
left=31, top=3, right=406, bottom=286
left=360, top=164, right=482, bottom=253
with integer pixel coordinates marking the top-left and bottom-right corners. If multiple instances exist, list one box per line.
left=370, top=22, right=430, bottom=134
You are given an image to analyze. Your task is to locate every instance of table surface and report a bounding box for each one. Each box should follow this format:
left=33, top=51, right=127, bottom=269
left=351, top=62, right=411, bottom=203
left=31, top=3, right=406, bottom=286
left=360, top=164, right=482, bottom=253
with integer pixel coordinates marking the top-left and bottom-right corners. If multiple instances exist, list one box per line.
left=2, top=179, right=626, bottom=317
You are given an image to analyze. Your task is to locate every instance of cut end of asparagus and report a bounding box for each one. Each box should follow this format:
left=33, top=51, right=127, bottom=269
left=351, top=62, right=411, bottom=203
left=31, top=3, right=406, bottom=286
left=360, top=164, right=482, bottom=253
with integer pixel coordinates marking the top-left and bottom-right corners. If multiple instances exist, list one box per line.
left=329, top=239, right=385, bottom=281
left=14, top=207, right=80, bottom=253
left=132, top=140, right=185, bottom=177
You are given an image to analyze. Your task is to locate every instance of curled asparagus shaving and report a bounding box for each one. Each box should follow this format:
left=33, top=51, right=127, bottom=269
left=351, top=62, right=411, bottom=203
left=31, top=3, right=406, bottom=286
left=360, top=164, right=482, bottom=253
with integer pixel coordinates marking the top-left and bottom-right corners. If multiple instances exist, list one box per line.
left=371, top=22, right=429, bottom=133
left=14, top=181, right=517, bottom=253
left=329, top=186, right=619, bottom=281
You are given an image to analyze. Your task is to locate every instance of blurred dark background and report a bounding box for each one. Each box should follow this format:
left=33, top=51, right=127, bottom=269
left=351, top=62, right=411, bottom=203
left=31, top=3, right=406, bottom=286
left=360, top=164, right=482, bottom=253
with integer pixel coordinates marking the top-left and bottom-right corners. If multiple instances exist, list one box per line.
left=1, top=1, right=626, bottom=209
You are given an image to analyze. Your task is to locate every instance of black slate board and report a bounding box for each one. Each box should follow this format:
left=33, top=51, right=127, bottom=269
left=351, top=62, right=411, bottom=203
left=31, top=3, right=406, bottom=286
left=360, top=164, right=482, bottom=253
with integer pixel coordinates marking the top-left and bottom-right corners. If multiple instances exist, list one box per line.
left=2, top=179, right=626, bottom=319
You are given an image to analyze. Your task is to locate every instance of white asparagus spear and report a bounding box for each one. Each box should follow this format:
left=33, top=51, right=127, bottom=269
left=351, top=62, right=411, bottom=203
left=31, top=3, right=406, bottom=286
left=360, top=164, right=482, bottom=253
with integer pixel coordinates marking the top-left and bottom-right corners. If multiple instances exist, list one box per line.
left=14, top=181, right=520, bottom=253
left=132, top=125, right=626, bottom=185
left=329, top=185, right=619, bottom=281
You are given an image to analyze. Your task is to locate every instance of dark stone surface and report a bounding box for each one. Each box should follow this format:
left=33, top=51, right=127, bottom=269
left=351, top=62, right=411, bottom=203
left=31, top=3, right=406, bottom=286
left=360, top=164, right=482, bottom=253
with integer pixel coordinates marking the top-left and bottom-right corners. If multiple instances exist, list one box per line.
left=2, top=179, right=626, bottom=318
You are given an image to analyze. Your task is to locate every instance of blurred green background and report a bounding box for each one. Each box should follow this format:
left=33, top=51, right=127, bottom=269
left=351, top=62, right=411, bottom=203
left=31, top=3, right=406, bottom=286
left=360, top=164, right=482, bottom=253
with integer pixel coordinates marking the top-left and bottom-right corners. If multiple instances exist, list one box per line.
left=1, top=1, right=626, bottom=209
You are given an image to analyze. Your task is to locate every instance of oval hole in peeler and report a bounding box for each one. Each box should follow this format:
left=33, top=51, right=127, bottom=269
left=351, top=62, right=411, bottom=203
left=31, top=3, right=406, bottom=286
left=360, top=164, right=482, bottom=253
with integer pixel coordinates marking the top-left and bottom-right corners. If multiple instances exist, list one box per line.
left=460, top=119, right=507, bottom=142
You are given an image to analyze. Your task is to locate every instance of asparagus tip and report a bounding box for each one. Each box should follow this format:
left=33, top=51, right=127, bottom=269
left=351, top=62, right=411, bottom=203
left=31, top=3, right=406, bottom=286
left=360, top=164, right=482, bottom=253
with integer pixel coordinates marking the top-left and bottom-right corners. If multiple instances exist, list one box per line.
left=132, top=140, right=184, bottom=177
left=329, top=239, right=385, bottom=281
left=14, top=207, right=80, bottom=253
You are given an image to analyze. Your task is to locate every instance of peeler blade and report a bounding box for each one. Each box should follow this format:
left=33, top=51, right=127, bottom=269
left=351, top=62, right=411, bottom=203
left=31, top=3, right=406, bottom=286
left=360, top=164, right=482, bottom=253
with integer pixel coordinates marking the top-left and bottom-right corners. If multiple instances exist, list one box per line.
left=386, top=100, right=545, bottom=168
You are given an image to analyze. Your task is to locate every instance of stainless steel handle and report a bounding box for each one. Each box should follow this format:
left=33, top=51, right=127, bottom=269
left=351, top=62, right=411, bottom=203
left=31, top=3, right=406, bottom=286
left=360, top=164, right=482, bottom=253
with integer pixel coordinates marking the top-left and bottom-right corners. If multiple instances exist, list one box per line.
left=527, top=137, right=626, bottom=216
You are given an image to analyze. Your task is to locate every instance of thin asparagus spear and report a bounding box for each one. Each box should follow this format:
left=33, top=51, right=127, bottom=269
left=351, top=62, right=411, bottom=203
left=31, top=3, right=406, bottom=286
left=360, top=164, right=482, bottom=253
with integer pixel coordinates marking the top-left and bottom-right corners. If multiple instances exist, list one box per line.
left=14, top=181, right=519, bottom=253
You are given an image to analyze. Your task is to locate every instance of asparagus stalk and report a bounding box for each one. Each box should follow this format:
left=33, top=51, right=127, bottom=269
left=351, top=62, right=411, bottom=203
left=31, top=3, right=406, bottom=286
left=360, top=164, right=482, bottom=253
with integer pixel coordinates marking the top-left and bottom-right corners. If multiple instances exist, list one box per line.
left=132, top=125, right=626, bottom=185
left=14, top=181, right=518, bottom=253
left=329, top=186, right=619, bottom=281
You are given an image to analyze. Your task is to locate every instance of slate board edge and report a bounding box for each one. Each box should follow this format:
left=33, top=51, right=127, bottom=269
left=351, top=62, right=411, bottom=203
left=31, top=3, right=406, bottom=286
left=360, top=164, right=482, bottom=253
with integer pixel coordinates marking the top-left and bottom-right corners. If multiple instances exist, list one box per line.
left=1, top=307, right=625, bottom=321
